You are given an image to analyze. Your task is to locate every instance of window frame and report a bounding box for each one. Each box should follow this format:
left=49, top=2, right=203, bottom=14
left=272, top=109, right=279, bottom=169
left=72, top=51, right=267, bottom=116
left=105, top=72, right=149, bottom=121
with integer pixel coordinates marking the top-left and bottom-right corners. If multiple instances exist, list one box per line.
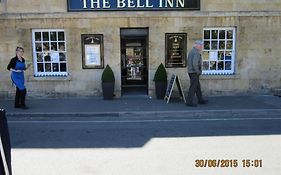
left=32, top=29, right=68, bottom=77
left=202, top=27, right=236, bottom=75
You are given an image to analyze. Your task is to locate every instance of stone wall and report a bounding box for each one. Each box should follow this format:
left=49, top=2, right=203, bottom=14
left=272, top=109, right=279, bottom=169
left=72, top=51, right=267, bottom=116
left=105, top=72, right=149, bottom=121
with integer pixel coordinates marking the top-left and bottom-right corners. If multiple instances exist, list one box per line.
left=0, top=0, right=280, bottom=98
left=201, top=0, right=281, bottom=12
left=0, top=13, right=280, bottom=98
left=5, top=0, right=66, bottom=13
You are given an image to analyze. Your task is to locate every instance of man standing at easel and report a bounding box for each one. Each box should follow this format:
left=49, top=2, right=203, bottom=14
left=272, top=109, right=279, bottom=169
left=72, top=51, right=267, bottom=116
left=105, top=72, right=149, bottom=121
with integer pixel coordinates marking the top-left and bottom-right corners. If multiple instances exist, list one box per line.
left=186, top=40, right=208, bottom=107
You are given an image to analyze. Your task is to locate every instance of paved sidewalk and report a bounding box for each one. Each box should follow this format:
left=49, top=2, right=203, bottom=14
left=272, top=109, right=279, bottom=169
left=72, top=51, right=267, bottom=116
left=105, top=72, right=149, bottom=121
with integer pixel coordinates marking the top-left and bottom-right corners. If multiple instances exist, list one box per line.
left=0, top=95, right=281, bottom=118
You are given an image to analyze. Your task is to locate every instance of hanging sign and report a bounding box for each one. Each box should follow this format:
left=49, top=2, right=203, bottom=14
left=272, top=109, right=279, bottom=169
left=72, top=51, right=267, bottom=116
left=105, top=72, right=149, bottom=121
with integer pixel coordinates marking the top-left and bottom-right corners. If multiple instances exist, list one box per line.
left=67, top=0, right=200, bottom=11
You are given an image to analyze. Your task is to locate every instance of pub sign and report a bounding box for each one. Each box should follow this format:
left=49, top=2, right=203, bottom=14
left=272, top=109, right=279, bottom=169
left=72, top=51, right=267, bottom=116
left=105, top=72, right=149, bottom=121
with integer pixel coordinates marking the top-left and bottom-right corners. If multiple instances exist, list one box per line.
left=68, top=0, right=200, bottom=11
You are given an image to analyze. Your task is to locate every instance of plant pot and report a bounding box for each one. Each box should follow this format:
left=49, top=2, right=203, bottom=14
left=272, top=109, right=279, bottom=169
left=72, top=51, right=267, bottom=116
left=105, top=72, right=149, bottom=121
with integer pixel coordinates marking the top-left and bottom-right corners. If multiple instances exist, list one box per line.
left=102, top=82, right=115, bottom=100
left=155, top=81, right=167, bottom=99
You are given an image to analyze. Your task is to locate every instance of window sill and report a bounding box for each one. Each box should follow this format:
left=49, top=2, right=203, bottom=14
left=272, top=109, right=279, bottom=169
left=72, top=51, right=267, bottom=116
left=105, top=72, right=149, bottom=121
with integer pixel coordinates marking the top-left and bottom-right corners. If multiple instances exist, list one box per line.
left=201, top=74, right=240, bottom=80
left=27, top=75, right=72, bottom=81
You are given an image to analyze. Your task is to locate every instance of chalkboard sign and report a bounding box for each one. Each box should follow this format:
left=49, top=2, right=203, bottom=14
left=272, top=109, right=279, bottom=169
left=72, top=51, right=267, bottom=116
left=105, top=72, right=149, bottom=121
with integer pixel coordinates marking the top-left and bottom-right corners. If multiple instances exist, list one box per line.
left=164, top=74, right=186, bottom=103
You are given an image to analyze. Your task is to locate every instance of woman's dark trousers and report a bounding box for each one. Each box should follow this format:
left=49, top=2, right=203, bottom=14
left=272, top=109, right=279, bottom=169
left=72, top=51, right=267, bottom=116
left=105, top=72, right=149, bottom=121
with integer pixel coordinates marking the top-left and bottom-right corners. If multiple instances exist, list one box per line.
left=15, top=87, right=26, bottom=107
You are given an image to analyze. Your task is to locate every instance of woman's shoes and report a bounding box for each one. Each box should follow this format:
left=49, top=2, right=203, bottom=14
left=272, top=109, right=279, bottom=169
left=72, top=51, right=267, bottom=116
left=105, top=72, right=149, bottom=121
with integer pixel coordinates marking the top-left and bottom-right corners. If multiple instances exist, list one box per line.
left=14, top=105, right=29, bottom=109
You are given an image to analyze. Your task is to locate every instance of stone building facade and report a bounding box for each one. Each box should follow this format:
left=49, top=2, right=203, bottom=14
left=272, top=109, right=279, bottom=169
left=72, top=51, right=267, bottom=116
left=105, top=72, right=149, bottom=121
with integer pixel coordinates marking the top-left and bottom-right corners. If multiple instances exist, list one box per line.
left=0, top=0, right=280, bottom=98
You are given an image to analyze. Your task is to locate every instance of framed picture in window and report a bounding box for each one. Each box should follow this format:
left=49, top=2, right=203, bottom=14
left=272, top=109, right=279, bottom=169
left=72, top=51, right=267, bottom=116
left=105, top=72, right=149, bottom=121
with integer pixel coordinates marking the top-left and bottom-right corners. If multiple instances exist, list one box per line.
left=81, top=34, right=104, bottom=69
left=165, top=33, right=187, bottom=68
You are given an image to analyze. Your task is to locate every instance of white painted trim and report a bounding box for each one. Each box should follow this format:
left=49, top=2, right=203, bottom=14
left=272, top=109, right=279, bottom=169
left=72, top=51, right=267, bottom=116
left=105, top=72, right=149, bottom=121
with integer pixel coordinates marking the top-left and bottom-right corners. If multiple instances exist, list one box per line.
left=202, top=27, right=236, bottom=75
left=32, top=29, right=68, bottom=77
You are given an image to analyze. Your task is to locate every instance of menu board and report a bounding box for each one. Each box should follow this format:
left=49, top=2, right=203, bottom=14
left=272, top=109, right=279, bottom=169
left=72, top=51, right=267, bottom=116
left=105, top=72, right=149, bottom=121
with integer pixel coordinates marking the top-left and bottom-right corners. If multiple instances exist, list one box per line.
left=81, top=34, right=104, bottom=69
left=165, top=33, right=187, bottom=68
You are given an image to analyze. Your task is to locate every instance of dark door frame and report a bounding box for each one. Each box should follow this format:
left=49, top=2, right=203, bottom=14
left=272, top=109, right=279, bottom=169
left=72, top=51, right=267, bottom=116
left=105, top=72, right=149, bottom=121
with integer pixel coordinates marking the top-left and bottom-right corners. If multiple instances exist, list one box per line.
left=120, top=27, right=149, bottom=95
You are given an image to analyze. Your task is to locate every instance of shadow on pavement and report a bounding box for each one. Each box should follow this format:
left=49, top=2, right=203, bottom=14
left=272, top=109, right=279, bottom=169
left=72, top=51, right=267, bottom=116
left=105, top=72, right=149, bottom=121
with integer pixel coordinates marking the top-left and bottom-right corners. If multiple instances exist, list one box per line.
left=8, top=117, right=281, bottom=149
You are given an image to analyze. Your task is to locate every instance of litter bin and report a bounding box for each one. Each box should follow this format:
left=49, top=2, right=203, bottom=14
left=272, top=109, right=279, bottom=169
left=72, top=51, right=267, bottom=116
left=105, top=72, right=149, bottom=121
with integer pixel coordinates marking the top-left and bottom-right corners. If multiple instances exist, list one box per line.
left=0, top=109, right=12, bottom=175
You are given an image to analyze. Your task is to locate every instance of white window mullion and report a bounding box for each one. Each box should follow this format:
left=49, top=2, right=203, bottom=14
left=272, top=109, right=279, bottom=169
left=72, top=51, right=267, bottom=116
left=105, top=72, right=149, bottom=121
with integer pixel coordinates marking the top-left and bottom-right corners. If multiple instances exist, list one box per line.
left=32, top=32, right=38, bottom=77
left=202, top=27, right=236, bottom=75
left=32, top=29, right=67, bottom=77
left=232, top=28, right=236, bottom=74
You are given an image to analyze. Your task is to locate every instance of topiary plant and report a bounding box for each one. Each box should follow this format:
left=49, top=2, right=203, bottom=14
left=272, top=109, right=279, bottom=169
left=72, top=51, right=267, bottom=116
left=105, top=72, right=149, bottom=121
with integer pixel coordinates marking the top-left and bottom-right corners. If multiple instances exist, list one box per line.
left=153, top=63, right=167, bottom=82
left=101, top=65, right=115, bottom=82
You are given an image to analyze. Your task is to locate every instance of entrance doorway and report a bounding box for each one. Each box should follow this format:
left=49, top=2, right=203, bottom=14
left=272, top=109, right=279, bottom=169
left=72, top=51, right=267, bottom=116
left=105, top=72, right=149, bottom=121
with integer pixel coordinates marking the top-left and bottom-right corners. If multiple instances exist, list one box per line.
left=120, top=28, right=148, bottom=95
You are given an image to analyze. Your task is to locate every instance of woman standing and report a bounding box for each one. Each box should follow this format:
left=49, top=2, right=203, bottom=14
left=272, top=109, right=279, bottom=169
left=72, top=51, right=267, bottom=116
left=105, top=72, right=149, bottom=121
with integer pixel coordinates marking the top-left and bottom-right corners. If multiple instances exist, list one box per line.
left=7, top=47, right=31, bottom=109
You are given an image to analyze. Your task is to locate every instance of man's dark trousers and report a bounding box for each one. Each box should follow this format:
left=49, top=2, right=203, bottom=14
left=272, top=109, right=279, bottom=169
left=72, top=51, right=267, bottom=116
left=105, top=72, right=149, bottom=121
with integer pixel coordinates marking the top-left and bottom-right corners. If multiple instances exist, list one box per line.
left=186, top=73, right=203, bottom=104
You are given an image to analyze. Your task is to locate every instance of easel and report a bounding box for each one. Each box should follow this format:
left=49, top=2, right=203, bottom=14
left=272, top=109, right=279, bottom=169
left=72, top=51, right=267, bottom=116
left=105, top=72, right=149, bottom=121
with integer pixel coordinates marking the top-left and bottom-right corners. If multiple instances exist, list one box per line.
left=164, top=74, right=186, bottom=104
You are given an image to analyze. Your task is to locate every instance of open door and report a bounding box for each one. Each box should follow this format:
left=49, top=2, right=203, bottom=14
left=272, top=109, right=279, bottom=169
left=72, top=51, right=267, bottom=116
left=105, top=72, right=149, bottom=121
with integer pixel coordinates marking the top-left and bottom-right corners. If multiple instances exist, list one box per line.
left=120, top=28, right=148, bottom=95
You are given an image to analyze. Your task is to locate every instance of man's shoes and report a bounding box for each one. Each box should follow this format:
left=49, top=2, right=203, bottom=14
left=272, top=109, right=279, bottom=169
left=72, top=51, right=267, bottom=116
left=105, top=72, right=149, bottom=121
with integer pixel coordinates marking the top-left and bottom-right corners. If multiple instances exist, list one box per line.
left=14, top=105, right=21, bottom=108
left=21, top=105, right=29, bottom=110
left=198, top=100, right=208, bottom=104
left=186, top=103, right=197, bottom=107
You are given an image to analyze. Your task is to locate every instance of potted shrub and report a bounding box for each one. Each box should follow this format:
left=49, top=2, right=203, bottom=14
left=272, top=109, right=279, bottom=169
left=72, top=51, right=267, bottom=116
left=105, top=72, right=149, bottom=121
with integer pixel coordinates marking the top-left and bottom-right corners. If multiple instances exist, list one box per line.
left=153, top=63, right=167, bottom=99
left=101, top=64, right=115, bottom=100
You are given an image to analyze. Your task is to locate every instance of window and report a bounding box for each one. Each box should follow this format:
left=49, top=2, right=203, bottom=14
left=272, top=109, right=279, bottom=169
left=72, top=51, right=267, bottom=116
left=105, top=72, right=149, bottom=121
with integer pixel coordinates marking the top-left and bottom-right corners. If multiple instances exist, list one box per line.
left=202, top=27, right=236, bottom=75
left=32, top=29, right=67, bottom=77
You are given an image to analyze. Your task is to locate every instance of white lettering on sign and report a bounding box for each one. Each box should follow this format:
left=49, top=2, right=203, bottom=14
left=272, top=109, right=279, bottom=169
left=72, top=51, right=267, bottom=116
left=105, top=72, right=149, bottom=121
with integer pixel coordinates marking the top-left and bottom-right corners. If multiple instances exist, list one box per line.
left=118, top=0, right=153, bottom=8
left=146, top=0, right=153, bottom=7
left=128, top=0, right=135, bottom=8
left=177, top=0, right=184, bottom=7
left=82, top=0, right=87, bottom=8
left=117, top=0, right=126, bottom=8
left=166, top=0, right=173, bottom=7
left=80, top=0, right=186, bottom=9
left=159, top=0, right=163, bottom=7
left=81, top=0, right=111, bottom=9
left=91, top=0, right=100, bottom=8
left=103, top=0, right=111, bottom=8
left=159, top=0, right=184, bottom=8
left=137, top=0, right=145, bottom=8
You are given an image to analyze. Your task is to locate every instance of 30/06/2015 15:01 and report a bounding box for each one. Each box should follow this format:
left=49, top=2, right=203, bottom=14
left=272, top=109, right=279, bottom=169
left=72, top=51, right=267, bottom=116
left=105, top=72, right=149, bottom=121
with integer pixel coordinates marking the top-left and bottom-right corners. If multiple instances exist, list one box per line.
left=195, top=159, right=263, bottom=168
